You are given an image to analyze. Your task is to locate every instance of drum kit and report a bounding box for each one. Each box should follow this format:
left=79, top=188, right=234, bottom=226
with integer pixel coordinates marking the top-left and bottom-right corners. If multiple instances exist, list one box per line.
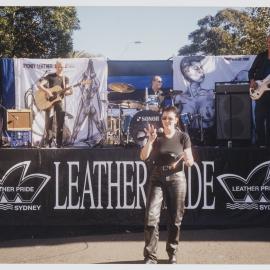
left=104, top=82, right=203, bottom=146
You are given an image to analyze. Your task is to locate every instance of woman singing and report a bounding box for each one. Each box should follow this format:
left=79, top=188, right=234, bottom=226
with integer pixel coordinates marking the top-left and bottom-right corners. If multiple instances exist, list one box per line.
left=140, top=106, right=194, bottom=264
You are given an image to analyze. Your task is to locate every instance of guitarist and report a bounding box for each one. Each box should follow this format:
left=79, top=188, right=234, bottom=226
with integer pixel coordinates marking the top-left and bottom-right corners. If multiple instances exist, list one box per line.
left=38, top=60, right=73, bottom=148
left=249, top=32, right=270, bottom=147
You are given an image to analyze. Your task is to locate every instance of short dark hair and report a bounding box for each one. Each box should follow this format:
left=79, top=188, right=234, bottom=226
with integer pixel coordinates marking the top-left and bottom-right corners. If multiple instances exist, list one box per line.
left=161, top=106, right=181, bottom=129
left=161, top=106, right=178, bottom=117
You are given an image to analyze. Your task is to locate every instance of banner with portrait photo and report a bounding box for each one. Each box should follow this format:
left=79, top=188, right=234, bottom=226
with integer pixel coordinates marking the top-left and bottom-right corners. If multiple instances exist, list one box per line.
left=14, top=58, right=108, bottom=147
left=173, top=55, right=255, bottom=129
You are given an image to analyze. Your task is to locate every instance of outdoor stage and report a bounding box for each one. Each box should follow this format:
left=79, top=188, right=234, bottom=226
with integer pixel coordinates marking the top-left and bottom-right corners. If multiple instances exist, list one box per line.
left=0, top=145, right=269, bottom=229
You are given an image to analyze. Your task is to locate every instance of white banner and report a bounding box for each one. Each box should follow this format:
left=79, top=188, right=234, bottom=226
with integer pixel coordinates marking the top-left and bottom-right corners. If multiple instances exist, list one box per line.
left=14, top=58, right=108, bottom=147
left=173, top=55, right=255, bottom=128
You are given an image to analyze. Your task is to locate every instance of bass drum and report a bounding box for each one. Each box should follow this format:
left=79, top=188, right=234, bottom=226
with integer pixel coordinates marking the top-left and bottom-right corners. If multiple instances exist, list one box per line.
left=129, top=110, right=161, bottom=147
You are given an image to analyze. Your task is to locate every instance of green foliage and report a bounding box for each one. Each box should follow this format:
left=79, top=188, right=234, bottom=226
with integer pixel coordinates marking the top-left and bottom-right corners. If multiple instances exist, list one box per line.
left=0, top=7, right=80, bottom=58
left=178, top=7, right=270, bottom=56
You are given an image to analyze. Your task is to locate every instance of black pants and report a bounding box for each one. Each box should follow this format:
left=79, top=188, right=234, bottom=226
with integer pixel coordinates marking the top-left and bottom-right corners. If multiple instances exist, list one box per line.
left=143, top=169, right=187, bottom=261
left=255, top=93, right=270, bottom=146
left=45, top=102, right=65, bottom=147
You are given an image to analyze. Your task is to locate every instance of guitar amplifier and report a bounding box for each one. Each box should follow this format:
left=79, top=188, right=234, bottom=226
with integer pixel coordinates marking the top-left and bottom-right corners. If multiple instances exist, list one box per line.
left=215, top=82, right=249, bottom=94
left=215, top=83, right=252, bottom=141
left=6, top=109, right=32, bottom=131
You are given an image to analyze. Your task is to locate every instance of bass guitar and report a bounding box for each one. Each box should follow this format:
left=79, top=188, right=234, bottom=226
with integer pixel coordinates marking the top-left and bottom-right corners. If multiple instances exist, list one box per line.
left=34, top=80, right=91, bottom=111
left=249, top=74, right=270, bottom=100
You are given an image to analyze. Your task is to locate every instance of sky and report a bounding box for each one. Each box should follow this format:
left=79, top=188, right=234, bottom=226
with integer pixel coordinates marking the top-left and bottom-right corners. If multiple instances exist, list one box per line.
left=72, top=6, right=232, bottom=60
left=2, top=0, right=268, bottom=60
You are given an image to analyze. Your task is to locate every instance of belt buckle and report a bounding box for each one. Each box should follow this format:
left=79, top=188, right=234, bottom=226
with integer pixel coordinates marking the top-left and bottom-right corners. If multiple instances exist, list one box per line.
left=162, top=165, right=170, bottom=171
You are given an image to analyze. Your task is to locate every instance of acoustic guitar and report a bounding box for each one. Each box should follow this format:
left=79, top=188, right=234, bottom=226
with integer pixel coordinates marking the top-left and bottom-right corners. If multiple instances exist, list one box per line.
left=34, top=80, right=91, bottom=111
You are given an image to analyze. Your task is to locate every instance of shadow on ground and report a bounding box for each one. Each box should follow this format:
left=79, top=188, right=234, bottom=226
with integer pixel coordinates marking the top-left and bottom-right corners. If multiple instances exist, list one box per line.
left=100, top=259, right=170, bottom=264
left=0, top=225, right=269, bottom=248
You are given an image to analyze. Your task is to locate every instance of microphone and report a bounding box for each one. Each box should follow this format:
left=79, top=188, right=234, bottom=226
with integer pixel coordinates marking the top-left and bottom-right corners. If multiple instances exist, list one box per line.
left=43, top=70, right=50, bottom=77
left=157, top=127, right=164, bottom=136
left=39, top=70, right=50, bottom=81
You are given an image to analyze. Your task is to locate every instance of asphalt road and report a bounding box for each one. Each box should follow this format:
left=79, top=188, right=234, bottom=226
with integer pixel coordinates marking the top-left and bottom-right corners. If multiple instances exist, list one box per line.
left=0, top=226, right=270, bottom=269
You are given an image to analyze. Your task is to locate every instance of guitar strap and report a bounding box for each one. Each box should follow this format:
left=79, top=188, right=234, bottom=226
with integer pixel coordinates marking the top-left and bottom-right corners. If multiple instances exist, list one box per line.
left=62, top=73, right=66, bottom=89
left=62, top=74, right=67, bottom=111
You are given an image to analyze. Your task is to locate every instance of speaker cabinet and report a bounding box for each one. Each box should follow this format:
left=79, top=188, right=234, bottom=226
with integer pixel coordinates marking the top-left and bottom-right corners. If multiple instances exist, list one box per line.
left=0, top=112, right=3, bottom=147
left=215, top=83, right=252, bottom=140
left=7, top=109, right=32, bottom=131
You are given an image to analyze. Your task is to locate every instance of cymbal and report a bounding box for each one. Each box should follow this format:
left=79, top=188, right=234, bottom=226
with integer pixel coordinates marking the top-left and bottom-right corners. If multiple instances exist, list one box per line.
left=108, top=82, right=135, bottom=93
left=161, top=89, right=183, bottom=96
left=113, top=100, right=144, bottom=109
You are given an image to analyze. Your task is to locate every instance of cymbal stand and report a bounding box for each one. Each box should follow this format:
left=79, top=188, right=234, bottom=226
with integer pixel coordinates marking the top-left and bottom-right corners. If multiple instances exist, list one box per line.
left=105, top=104, right=110, bottom=144
left=145, top=87, right=149, bottom=110
left=192, top=113, right=204, bottom=143
left=106, top=103, right=121, bottom=145
left=126, top=125, right=131, bottom=144
left=119, top=107, right=123, bottom=145
left=183, top=123, right=189, bottom=134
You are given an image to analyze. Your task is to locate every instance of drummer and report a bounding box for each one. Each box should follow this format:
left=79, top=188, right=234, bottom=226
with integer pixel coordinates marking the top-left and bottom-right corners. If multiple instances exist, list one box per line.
left=147, top=76, right=164, bottom=111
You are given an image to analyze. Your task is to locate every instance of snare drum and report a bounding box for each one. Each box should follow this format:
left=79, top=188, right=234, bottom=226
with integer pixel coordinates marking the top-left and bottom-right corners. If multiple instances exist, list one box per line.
left=146, top=95, right=160, bottom=111
left=129, top=110, right=161, bottom=147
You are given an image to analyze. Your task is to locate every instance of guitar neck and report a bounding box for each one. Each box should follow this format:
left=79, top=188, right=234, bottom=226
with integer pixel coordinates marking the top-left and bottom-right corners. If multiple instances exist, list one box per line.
left=57, top=80, right=90, bottom=95
left=61, top=86, right=71, bottom=93
left=60, top=83, right=79, bottom=94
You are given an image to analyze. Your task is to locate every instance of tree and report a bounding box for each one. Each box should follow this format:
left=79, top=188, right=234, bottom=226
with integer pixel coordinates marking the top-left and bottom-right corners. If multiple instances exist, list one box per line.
left=0, top=7, right=80, bottom=58
left=178, top=7, right=270, bottom=56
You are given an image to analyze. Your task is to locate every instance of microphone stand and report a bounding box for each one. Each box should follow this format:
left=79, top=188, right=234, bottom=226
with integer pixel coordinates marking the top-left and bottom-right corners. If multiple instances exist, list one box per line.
left=145, top=87, right=149, bottom=110
left=24, top=69, right=49, bottom=108
left=200, top=115, right=204, bottom=143
left=0, top=104, right=11, bottom=147
left=25, top=70, right=49, bottom=100
left=24, top=70, right=50, bottom=148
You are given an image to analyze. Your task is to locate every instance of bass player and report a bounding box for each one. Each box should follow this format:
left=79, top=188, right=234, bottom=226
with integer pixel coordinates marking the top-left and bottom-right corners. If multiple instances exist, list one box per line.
left=38, top=59, right=73, bottom=148
left=249, top=31, right=270, bottom=147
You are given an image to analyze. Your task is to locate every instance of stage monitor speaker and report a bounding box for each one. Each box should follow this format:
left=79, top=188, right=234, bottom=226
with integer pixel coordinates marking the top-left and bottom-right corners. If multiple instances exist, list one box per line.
left=7, top=109, right=32, bottom=131
left=215, top=84, right=251, bottom=140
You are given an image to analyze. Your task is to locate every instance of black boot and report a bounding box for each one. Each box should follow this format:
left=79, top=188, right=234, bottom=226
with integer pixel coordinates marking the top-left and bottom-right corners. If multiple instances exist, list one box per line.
left=168, top=254, right=177, bottom=264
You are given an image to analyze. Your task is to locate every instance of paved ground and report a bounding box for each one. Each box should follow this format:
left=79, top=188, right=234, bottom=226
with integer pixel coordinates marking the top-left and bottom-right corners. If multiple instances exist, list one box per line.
left=0, top=226, right=270, bottom=267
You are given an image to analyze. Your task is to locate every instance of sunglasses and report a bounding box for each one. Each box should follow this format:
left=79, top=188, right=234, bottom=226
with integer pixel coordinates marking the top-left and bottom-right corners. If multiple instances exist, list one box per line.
left=161, top=116, right=175, bottom=121
left=157, top=80, right=163, bottom=83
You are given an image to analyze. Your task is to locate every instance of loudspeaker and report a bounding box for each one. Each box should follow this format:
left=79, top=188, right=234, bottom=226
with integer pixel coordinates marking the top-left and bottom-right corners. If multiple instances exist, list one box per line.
left=6, top=109, right=32, bottom=131
left=0, top=113, right=2, bottom=147
left=216, top=85, right=252, bottom=140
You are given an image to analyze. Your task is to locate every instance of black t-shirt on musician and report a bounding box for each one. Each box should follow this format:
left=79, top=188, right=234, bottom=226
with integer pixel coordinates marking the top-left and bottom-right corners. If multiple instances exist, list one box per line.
left=150, top=129, right=191, bottom=168
left=44, top=73, right=69, bottom=88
